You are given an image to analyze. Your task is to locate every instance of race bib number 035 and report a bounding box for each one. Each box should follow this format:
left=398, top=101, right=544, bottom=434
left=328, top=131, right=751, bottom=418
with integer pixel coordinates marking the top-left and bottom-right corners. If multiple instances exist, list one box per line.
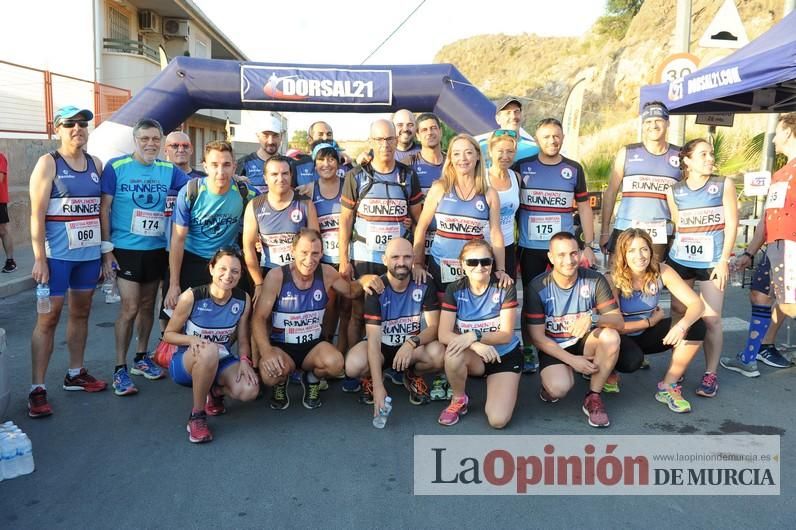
left=366, top=224, right=400, bottom=251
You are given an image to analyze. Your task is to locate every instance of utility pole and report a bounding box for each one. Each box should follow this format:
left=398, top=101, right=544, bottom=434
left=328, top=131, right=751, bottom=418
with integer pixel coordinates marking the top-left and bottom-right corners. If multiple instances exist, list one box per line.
left=671, top=0, right=692, bottom=147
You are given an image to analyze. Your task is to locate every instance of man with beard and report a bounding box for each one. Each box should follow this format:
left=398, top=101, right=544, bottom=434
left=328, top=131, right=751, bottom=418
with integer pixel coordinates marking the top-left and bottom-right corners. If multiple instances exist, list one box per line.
left=525, top=232, right=623, bottom=428
left=253, top=228, right=382, bottom=410
left=392, top=109, right=421, bottom=163
left=345, top=238, right=444, bottom=412
left=513, top=118, right=595, bottom=375
left=237, top=115, right=290, bottom=193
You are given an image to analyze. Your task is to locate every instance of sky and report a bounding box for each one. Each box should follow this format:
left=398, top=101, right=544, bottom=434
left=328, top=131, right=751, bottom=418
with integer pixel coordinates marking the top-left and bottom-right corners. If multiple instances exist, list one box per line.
left=194, top=0, right=605, bottom=140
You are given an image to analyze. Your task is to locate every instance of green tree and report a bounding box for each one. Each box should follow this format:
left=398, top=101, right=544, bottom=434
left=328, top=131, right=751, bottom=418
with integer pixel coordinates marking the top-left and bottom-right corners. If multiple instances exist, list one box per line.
left=289, top=130, right=309, bottom=153
left=595, top=0, right=644, bottom=40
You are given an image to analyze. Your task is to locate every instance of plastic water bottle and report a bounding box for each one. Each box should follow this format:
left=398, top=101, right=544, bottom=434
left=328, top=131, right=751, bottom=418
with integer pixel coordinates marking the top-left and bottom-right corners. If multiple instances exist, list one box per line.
left=1, top=432, right=18, bottom=479
left=17, top=433, right=34, bottom=476
left=372, top=396, right=393, bottom=429
left=36, top=283, right=51, bottom=314
left=102, top=264, right=120, bottom=303
left=729, top=253, right=743, bottom=287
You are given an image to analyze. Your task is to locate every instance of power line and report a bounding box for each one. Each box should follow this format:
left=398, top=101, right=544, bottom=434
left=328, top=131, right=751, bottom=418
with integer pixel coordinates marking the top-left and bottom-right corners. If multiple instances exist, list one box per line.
left=360, top=0, right=428, bottom=65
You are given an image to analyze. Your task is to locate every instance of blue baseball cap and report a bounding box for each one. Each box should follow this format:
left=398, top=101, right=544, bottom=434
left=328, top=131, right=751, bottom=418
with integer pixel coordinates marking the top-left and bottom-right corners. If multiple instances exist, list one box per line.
left=53, top=105, right=94, bottom=127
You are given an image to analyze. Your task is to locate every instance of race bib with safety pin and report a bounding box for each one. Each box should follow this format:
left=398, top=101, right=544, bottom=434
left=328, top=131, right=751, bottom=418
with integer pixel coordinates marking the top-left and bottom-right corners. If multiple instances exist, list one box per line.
left=366, top=224, right=400, bottom=252
left=765, top=181, right=788, bottom=210
left=529, top=215, right=561, bottom=241
left=632, top=219, right=668, bottom=244
left=674, top=234, right=714, bottom=263
left=322, top=231, right=339, bottom=258
left=66, top=218, right=100, bottom=249
left=267, top=242, right=294, bottom=266
left=441, top=258, right=464, bottom=284
left=131, top=209, right=165, bottom=237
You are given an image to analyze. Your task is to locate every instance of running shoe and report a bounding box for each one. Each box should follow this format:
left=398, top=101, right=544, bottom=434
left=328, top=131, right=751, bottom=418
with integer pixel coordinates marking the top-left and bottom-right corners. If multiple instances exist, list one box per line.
left=130, top=356, right=165, bottom=380
left=187, top=411, right=213, bottom=443
left=756, top=345, right=791, bottom=368
left=640, top=357, right=651, bottom=370
left=112, top=367, right=138, bottom=396
left=430, top=375, right=448, bottom=401
left=720, top=355, right=760, bottom=378
left=205, top=386, right=226, bottom=416
left=383, top=368, right=404, bottom=385
left=301, top=372, right=322, bottom=409
left=342, top=377, right=361, bottom=393
left=63, top=368, right=108, bottom=392
left=655, top=382, right=692, bottom=413
left=1, top=259, right=16, bottom=273
left=602, top=371, right=620, bottom=393
left=270, top=382, right=290, bottom=410
left=319, top=378, right=329, bottom=391
left=539, top=386, right=559, bottom=403
left=695, top=372, right=718, bottom=398
left=522, top=348, right=539, bottom=374
left=289, top=370, right=302, bottom=385
left=358, top=377, right=374, bottom=405
left=582, top=393, right=610, bottom=427
left=28, top=387, right=52, bottom=418
left=438, top=394, right=469, bottom=426
left=403, top=369, right=430, bottom=405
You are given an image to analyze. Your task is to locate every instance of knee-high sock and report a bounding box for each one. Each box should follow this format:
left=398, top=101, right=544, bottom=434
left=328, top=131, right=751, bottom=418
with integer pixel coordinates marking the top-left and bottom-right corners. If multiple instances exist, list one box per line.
left=741, top=304, right=772, bottom=363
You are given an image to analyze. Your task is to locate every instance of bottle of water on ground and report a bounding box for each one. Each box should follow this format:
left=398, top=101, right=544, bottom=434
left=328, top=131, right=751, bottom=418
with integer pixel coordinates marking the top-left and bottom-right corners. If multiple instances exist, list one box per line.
left=372, top=396, right=393, bottom=429
left=36, top=283, right=51, bottom=314
left=0, top=424, right=35, bottom=480
left=102, top=264, right=121, bottom=304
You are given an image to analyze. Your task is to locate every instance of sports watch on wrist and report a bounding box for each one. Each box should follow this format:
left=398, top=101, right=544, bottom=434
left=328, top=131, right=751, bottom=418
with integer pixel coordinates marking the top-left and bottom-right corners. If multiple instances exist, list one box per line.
left=408, top=335, right=421, bottom=348
left=472, top=329, right=483, bottom=341
left=591, top=312, right=600, bottom=326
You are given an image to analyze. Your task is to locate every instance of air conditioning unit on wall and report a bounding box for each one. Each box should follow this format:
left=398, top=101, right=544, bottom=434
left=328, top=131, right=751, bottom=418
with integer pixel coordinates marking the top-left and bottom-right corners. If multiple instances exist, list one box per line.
left=163, top=18, right=189, bottom=38
left=138, top=10, right=160, bottom=33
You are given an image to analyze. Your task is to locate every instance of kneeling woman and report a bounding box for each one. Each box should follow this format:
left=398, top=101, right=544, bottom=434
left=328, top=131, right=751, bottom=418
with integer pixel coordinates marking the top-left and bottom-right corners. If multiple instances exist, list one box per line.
left=607, top=228, right=706, bottom=413
left=437, top=239, right=521, bottom=428
left=164, top=248, right=259, bottom=443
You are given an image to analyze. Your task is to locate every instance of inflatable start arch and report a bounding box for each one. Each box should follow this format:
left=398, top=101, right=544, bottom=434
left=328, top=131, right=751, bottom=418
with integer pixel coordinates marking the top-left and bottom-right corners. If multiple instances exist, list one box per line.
left=88, top=56, right=506, bottom=162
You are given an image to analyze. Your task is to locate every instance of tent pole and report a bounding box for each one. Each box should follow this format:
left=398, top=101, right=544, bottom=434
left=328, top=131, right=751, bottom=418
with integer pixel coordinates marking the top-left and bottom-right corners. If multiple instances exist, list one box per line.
left=671, top=0, right=692, bottom=147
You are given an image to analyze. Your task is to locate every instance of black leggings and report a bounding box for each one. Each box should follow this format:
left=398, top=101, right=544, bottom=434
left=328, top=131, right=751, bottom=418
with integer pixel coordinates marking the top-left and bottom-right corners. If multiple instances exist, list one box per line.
left=616, top=317, right=706, bottom=373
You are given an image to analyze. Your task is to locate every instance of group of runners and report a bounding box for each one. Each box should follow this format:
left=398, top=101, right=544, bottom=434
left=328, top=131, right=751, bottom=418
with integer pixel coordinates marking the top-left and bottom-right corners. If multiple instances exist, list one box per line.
left=24, top=100, right=796, bottom=443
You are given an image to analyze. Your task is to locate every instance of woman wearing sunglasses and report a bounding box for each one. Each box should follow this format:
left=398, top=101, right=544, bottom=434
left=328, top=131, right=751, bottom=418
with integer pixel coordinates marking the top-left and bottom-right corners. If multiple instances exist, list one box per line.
left=413, top=134, right=511, bottom=296
left=163, top=247, right=259, bottom=443
left=485, top=129, right=520, bottom=279
left=436, top=239, right=521, bottom=427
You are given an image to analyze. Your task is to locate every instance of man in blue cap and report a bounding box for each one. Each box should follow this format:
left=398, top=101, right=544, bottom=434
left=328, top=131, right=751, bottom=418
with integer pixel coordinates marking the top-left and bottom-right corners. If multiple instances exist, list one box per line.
left=28, top=105, right=108, bottom=417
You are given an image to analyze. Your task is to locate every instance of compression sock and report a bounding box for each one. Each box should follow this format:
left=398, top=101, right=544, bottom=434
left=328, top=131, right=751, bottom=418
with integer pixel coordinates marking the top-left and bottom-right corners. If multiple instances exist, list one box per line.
left=741, top=305, right=772, bottom=363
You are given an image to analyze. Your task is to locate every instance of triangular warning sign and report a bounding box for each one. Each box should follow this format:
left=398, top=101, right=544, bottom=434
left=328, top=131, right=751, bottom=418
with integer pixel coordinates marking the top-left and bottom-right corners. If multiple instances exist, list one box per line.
left=699, top=0, right=749, bottom=49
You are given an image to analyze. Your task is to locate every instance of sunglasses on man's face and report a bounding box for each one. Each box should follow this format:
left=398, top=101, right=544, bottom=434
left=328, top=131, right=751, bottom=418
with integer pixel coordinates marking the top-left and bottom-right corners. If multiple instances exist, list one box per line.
left=60, top=120, right=89, bottom=129
left=167, top=143, right=191, bottom=150
left=464, top=257, right=494, bottom=267
left=493, top=129, right=518, bottom=138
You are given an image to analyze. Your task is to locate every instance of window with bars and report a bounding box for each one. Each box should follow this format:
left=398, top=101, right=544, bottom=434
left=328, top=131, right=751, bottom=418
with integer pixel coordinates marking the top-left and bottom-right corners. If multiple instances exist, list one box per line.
left=107, top=5, right=130, bottom=41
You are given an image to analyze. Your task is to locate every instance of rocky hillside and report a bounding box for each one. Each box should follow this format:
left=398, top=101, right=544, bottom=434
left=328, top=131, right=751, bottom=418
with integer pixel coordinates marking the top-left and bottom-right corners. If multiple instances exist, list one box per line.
left=435, top=0, right=785, bottom=160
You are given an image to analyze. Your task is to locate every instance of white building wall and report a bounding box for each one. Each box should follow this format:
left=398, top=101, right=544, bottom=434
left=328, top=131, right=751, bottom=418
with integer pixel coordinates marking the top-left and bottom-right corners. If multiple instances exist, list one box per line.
left=2, top=0, right=96, bottom=81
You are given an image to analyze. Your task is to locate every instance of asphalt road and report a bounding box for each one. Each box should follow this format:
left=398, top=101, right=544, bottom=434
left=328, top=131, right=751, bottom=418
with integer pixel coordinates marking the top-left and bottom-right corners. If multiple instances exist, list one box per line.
left=0, top=284, right=793, bottom=528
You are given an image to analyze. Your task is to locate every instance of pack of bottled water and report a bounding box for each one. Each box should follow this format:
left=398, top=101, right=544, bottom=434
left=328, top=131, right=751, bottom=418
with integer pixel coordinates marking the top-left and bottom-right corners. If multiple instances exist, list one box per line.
left=0, top=421, right=35, bottom=481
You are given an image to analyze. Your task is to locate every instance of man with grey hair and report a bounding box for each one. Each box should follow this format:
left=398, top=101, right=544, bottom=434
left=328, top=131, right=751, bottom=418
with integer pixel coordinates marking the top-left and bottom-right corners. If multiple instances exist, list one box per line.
left=100, top=118, right=190, bottom=397
left=339, top=119, right=424, bottom=343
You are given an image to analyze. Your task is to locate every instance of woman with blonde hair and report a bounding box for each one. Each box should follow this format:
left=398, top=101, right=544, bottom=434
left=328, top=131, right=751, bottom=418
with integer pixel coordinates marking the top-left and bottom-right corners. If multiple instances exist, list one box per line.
left=607, top=228, right=705, bottom=413
left=412, top=133, right=511, bottom=295
left=485, top=130, right=521, bottom=279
